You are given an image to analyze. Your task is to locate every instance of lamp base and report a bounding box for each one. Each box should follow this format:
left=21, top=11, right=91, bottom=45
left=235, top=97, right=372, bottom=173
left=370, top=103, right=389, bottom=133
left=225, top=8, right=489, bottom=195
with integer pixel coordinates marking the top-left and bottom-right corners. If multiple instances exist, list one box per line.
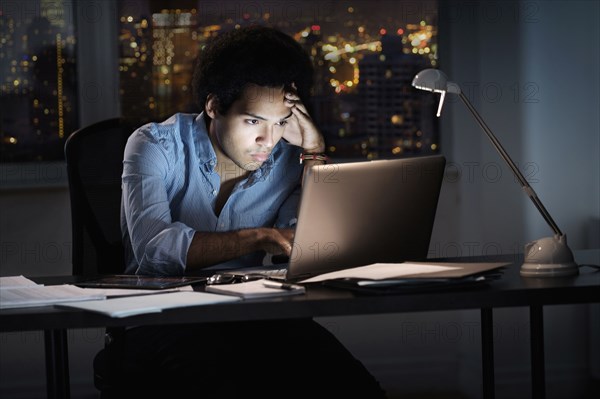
left=520, top=235, right=579, bottom=277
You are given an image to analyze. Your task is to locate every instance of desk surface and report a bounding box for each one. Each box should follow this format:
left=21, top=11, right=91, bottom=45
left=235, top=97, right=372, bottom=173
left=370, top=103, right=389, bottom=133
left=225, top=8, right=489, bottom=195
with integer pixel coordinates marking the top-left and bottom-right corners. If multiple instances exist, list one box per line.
left=2, top=252, right=599, bottom=333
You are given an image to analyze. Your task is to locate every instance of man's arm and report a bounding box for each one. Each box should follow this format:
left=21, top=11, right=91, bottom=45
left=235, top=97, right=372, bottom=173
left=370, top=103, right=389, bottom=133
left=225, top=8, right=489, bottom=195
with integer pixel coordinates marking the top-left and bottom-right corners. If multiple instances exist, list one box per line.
left=283, top=89, right=325, bottom=154
left=185, top=228, right=293, bottom=271
left=122, top=127, right=196, bottom=276
left=282, top=86, right=327, bottom=184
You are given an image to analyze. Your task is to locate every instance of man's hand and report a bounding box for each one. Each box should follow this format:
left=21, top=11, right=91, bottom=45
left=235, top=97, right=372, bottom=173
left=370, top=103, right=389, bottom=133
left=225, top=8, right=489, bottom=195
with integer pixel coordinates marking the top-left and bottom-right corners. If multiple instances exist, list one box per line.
left=282, top=84, right=325, bottom=153
left=258, top=228, right=294, bottom=256
left=186, top=228, right=295, bottom=270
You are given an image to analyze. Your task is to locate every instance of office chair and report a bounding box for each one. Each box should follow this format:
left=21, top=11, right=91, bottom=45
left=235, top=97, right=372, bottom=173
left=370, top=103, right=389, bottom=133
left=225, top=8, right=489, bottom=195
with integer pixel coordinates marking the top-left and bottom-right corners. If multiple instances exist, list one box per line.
left=65, top=117, right=135, bottom=396
left=65, top=117, right=134, bottom=276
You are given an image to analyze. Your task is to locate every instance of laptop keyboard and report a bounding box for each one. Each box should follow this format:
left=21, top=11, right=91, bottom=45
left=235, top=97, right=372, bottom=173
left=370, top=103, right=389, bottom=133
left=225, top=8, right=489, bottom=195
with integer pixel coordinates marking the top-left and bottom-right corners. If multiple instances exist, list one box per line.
left=258, top=267, right=287, bottom=280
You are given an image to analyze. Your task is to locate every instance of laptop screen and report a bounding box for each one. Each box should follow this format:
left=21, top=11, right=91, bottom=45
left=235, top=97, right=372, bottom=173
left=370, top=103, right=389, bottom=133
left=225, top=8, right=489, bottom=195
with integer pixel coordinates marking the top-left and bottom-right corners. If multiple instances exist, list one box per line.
left=287, top=155, right=446, bottom=281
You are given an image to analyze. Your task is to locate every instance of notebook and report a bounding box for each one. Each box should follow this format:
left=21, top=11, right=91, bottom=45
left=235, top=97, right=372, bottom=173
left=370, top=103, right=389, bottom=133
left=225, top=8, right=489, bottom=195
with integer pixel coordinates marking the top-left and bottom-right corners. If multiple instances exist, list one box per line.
left=205, top=279, right=305, bottom=299
left=223, top=155, right=446, bottom=283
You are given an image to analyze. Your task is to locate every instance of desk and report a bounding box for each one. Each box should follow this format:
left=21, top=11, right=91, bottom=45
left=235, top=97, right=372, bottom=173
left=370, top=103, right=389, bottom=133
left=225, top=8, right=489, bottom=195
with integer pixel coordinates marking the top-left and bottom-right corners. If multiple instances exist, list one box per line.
left=1, top=252, right=599, bottom=399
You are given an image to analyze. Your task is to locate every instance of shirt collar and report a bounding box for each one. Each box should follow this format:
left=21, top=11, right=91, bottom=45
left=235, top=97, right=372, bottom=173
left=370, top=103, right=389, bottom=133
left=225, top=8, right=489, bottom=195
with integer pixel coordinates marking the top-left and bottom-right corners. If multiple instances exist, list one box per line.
left=193, top=113, right=218, bottom=173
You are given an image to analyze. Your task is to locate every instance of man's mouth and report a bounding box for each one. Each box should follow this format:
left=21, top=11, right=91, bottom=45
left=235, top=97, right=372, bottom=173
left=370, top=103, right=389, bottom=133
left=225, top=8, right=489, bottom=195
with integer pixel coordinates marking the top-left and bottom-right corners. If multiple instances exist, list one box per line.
left=250, top=152, right=270, bottom=162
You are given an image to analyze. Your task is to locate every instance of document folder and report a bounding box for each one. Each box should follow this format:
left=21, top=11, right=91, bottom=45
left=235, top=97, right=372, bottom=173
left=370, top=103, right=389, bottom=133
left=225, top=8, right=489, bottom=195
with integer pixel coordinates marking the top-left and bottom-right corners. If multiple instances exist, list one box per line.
left=308, top=262, right=508, bottom=295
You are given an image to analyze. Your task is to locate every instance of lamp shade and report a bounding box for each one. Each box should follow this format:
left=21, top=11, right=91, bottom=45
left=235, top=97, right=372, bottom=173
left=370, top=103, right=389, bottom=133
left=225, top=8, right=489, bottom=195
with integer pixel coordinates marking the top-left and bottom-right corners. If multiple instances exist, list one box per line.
left=412, top=68, right=461, bottom=94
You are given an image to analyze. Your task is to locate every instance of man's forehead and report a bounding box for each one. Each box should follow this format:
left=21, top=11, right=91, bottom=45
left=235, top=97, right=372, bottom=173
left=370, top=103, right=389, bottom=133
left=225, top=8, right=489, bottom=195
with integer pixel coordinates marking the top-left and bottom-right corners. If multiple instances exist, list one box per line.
left=233, top=85, right=290, bottom=119
left=240, top=84, right=286, bottom=102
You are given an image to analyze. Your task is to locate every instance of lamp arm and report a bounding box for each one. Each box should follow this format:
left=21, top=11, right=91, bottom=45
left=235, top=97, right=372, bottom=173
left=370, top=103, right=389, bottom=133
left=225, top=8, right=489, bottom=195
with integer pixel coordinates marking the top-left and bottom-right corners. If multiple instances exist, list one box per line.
left=458, top=92, right=563, bottom=237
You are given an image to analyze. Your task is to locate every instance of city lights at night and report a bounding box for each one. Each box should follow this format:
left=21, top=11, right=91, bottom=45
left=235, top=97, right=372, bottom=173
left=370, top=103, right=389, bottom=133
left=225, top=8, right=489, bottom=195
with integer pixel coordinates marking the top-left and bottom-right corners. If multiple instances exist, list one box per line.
left=1, top=0, right=438, bottom=161
left=0, top=0, right=77, bottom=161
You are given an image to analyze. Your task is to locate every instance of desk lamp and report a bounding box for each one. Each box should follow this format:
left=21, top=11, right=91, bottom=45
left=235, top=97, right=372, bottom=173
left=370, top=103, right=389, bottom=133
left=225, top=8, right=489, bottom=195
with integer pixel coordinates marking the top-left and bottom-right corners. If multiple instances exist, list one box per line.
left=412, top=68, right=578, bottom=277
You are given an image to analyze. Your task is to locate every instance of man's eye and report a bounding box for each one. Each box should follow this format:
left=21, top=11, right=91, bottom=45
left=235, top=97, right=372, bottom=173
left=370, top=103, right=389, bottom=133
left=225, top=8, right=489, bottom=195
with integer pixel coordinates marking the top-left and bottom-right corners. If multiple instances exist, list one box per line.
left=245, top=119, right=259, bottom=125
left=276, top=120, right=288, bottom=127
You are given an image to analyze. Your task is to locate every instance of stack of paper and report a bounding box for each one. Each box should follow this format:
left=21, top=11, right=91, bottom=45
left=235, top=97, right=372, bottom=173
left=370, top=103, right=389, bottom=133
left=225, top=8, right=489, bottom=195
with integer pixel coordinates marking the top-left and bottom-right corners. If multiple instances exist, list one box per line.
left=0, top=276, right=242, bottom=317
left=0, top=275, right=106, bottom=309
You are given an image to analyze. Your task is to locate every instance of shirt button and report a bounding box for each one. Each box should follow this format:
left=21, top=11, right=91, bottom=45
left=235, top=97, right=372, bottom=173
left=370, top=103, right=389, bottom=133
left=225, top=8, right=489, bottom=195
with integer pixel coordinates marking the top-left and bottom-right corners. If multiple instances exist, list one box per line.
left=212, top=189, right=217, bottom=196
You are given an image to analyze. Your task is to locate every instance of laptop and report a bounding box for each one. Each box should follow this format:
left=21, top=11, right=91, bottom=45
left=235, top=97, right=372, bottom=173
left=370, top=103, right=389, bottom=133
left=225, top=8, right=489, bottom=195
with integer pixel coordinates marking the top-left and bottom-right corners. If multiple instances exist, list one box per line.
left=218, top=154, right=446, bottom=283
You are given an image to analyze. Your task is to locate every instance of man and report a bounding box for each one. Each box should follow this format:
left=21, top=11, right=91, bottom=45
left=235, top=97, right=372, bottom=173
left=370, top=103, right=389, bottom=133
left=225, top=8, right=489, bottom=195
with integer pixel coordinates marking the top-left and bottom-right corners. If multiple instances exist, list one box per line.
left=121, top=26, right=321, bottom=276
left=104, top=26, right=386, bottom=398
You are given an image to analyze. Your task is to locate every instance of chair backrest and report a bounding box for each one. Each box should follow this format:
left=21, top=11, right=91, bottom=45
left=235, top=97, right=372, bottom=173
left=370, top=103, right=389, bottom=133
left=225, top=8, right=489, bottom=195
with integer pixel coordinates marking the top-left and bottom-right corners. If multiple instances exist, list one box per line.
left=65, top=118, right=135, bottom=276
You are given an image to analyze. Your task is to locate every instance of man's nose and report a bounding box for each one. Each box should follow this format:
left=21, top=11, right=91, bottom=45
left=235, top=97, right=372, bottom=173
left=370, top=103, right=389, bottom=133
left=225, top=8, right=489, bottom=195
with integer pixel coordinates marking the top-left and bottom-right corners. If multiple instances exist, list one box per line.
left=256, top=125, right=275, bottom=147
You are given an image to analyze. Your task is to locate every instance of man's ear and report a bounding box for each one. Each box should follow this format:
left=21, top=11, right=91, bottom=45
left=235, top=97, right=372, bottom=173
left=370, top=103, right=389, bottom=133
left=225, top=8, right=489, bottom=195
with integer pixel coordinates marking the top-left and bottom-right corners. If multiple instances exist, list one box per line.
left=205, top=94, right=218, bottom=119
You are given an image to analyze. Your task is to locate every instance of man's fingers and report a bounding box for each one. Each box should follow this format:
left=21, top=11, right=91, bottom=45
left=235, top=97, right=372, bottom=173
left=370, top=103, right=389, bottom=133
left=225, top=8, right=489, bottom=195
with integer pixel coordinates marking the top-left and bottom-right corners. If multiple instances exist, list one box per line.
left=277, top=229, right=294, bottom=255
left=264, top=229, right=294, bottom=256
left=271, top=239, right=292, bottom=256
left=291, top=104, right=311, bottom=122
left=284, top=93, right=300, bottom=107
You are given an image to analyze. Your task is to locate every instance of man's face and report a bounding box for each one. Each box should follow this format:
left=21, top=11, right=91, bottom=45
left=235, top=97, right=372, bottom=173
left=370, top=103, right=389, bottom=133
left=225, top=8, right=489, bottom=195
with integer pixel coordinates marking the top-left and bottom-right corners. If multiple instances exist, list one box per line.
left=209, top=84, right=292, bottom=171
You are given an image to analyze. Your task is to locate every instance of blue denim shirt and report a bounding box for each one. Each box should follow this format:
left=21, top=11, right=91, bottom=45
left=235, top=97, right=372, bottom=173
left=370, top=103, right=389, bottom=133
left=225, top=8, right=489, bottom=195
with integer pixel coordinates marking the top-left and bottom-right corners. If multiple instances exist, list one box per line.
left=121, top=113, right=303, bottom=275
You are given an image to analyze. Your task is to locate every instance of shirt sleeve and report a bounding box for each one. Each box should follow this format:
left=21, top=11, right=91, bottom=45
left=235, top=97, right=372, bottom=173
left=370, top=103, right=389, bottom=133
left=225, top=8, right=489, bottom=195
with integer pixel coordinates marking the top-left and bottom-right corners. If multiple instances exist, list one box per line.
left=274, top=184, right=301, bottom=229
left=121, top=125, right=195, bottom=276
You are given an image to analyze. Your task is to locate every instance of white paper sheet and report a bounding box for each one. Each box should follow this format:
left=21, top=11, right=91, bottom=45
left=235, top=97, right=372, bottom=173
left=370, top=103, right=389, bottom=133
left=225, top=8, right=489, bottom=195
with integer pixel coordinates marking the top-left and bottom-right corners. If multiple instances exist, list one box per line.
left=78, top=285, right=194, bottom=298
left=300, top=262, right=509, bottom=283
left=0, top=284, right=106, bottom=309
left=205, top=279, right=305, bottom=299
left=57, top=291, right=241, bottom=318
left=0, top=275, right=39, bottom=289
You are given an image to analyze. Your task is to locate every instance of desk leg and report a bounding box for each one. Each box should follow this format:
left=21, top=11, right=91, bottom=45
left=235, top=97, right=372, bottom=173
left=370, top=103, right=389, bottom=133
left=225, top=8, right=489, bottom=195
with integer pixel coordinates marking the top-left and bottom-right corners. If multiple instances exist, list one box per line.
left=44, top=329, right=70, bottom=399
left=481, top=308, right=495, bottom=399
left=530, top=305, right=545, bottom=399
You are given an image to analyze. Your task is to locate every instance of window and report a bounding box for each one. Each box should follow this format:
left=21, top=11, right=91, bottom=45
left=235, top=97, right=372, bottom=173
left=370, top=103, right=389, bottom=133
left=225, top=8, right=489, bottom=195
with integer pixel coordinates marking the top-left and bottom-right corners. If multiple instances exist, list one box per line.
left=118, top=0, right=439, bottom=161
left=0, top=1, right=77, bottom=162
left=1, top=0, right=438, bottom=163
